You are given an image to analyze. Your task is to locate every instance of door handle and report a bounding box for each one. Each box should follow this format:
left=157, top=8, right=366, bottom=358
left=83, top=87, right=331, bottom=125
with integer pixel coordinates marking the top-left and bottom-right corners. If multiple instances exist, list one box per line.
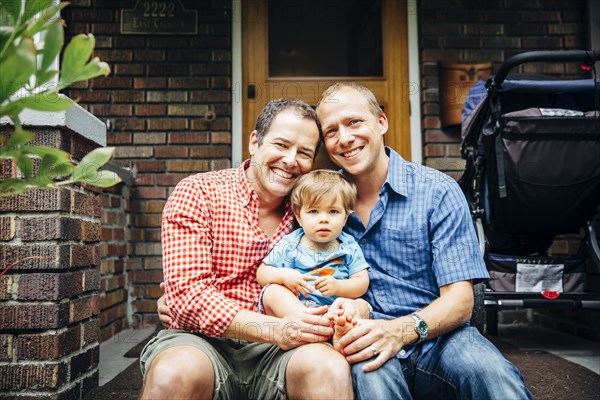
left=247, top=84, right=256, bottom=99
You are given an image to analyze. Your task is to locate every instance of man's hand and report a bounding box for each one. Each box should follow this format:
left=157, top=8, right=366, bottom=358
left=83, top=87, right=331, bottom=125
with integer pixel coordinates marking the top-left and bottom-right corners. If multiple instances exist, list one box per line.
left=157, top=282, right=173, bottom=328
left=279, top=268, right=316, bottom=298
left=226, top=306, right=334, bottom=350
left=336, top=317, right=411, bottom=372
left=273, top=305, right=334, bottom=350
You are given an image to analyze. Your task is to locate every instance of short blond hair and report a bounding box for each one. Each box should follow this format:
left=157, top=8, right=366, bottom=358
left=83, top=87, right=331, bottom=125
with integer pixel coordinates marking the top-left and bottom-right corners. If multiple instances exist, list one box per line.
left=291, top=170, right=357, bottom=215
left=316, top=82, right=383, bottom=118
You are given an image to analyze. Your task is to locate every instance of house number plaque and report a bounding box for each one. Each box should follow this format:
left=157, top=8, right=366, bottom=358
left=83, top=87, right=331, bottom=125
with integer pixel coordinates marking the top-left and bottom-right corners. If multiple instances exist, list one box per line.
left=121, top=0, right=198, bottom=35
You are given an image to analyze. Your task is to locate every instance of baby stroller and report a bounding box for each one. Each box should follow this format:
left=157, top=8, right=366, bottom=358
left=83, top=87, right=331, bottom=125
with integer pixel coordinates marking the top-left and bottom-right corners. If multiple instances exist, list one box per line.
left=459, top=50, right=600, bottom=334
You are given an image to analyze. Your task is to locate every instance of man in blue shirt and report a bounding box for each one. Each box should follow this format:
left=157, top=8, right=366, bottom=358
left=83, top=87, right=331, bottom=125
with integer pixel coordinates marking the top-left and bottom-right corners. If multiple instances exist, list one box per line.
left=317, top=82, right=532, bottom=399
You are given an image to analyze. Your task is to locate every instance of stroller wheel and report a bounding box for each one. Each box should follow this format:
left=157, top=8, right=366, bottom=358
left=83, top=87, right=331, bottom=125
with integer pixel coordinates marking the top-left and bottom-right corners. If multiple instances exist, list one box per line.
left=471, top=282, right=486, bottom=333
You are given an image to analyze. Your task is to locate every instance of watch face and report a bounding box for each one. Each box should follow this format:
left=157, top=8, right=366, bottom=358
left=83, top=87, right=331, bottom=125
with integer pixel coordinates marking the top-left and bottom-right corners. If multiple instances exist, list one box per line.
left=417, top=320, right=428, bottom=335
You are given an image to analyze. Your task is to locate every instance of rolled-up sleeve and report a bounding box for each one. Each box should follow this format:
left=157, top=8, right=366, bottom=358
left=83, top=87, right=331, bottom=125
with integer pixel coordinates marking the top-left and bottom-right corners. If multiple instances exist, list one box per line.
left=430, top=177, right=489, bottom=287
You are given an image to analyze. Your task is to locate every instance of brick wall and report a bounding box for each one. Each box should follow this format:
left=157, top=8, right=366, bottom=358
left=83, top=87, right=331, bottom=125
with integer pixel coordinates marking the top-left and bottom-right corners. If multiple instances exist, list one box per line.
left=99, top=182, right=131, bottom=342
left=418, top=0, right=589, bottom=178
left=0, top=127, right=102, bottom=398
left=62, top=0, right=233, bottom=327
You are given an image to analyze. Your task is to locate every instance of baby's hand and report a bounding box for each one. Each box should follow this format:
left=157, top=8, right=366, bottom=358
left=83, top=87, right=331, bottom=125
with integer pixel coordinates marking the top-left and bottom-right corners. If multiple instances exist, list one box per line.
left=280, top=268, right=316, bottom=298
left=314, top=276, right=340, bottom=296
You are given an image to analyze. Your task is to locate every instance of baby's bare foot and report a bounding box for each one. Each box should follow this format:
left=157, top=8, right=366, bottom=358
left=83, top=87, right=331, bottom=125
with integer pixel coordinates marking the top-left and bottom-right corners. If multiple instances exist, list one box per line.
left=332, top=314, right=355, bottom=352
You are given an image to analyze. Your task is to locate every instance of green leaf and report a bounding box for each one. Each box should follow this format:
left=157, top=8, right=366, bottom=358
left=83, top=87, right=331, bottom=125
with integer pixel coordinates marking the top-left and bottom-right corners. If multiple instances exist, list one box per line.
left=78, top=147, right=115, bottom=170
left=26, top=145, right=72, bottom=165
left=40, top=19, right=63, bottom=72
left=60, top=33, right=95, bottom=83
left=0, top=2, right=119, bottom=196
left=36, top=149, right=58, bottom=165
left=24, top=0, right=56, bottom=21
left=8, top=129, right=35, bottom=147
left=31, top=169, right=54, bottom=187
left=34, top=69, right=58, bottom=86
left=0, top=148, right=20, bottom=160
left=0, top=26, right=13, bottom=56
left=0, top=6, right=13, bottom=27
left=69, top=162, right=94, bottom=182
left=24, top=2, right=67, bottom=39
left=16, top=154, right=34, bottom=178
left=66, top=162, right=122, bottom=188
left=45, top=161, right=73, bottom=179
left=0, top=98, right=17, bottom=114
left=0, top=178, right=30, bottom=196
left=80, top=169, right=122, bottom=188
left=11, top=91, right=74, bottom=111
left=33, top=149, right=73, bottom=181
left=0, top=36, right=36, bottom=104
left=62, top=57, right=110, bottom=86
left=1, top=0, right=22, bottom=24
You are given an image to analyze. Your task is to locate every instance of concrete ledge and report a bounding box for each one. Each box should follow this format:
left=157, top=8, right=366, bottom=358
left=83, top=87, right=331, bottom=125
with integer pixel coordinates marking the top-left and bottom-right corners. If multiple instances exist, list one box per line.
left=0, top=94, right=107, bottom=147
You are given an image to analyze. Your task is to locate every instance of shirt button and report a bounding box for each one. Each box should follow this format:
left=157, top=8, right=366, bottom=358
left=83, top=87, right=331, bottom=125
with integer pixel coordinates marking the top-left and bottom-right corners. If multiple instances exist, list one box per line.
left=361, top=238, right=367, bottom=244
left=399, top=349, right=406, bottom=356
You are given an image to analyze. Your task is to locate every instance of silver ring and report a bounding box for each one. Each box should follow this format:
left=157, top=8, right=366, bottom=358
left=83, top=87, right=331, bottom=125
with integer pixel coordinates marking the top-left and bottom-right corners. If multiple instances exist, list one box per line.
left=370, top=346, right=378, bottom=356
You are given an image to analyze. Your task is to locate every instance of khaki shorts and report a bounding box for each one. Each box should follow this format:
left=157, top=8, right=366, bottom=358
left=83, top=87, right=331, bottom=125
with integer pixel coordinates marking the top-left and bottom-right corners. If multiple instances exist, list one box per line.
left=140, top=329, right=299, bottom=400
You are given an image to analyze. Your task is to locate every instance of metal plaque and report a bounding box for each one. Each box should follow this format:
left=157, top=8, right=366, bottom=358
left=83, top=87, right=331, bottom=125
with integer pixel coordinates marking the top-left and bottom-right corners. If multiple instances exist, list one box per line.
left=121, top=0, right=198, bottom=35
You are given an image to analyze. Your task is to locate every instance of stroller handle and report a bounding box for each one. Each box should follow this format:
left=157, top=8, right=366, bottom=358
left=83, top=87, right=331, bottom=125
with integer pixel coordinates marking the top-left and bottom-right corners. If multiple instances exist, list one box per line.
left=493, top=50, right=600, bottom=87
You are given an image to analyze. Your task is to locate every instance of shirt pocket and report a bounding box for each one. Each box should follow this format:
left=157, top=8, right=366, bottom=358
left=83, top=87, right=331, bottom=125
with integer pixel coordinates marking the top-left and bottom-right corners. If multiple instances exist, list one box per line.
left=379, top=228, right=430, bottom=282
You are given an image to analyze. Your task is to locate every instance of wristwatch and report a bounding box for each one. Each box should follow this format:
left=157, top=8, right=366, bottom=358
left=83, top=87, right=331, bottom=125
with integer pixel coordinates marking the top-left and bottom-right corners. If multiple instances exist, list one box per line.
left=410, top=313, right=428, bottom=344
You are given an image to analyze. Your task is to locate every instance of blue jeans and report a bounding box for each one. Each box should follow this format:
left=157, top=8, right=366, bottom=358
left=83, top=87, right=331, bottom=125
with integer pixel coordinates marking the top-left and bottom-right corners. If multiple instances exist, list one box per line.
left=352, top=326, right=532, bottom=400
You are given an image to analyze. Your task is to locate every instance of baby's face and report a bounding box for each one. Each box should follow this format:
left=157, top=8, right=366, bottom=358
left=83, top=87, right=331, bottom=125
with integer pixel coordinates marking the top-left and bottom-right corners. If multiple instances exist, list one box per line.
left=296, top=198, right=348, bottom=244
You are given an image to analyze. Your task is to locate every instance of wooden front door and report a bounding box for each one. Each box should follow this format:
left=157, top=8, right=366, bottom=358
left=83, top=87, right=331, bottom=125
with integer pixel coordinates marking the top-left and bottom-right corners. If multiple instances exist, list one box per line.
left=242, top=0, right=410, bottom=169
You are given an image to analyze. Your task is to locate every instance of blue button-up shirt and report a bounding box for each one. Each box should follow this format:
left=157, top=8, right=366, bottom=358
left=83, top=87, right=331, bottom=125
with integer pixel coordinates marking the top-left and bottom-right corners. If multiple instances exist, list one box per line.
left=344, top=147, right=489, bottom=357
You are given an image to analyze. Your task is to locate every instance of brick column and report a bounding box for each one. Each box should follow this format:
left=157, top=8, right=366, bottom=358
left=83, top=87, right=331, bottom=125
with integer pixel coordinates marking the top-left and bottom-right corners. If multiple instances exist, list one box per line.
left=0, top=106, right=107, bottom=398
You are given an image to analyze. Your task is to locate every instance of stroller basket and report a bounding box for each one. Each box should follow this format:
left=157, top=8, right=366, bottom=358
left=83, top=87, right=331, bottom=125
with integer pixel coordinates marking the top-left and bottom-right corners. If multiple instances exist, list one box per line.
left=486, top=253, right=587, bottom=293
left=459, top=50, right=600, bottom=334
left=490, top=103, right=600, bottom=236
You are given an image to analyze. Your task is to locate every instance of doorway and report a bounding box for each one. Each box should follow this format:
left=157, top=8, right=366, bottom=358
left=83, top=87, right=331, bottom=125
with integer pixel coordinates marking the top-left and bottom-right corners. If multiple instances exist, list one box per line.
left=242, top=0, right=410, bottom=169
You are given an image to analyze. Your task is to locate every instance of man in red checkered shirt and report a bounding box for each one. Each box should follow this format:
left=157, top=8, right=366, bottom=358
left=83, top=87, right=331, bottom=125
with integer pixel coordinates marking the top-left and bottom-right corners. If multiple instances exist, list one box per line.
left=139, top=99, right=354, bottom=399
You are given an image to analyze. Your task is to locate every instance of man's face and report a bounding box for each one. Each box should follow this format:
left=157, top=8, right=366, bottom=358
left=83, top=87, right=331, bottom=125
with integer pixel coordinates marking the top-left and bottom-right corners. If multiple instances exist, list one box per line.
left=247, top=110, right=320, bottom=200
left=317, top=87, right=388, bottom=177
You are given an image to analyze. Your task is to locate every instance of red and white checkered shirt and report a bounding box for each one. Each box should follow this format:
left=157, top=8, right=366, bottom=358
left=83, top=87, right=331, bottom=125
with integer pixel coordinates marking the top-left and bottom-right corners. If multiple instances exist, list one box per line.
left=162, top=161, right=295, bottom=337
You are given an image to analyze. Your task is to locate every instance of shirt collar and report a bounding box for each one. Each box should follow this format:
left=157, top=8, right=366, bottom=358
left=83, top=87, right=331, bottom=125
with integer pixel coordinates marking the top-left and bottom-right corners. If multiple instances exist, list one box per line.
left=235, top=159, right=254, bottom=205
left=235, top=160, right=293, bottom=215
left=383, top=146, right=409, bottom=197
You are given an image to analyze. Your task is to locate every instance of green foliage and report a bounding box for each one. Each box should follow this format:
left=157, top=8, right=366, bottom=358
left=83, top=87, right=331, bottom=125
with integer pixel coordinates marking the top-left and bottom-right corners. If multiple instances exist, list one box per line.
left=0, top=0, right=121, bottom=196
